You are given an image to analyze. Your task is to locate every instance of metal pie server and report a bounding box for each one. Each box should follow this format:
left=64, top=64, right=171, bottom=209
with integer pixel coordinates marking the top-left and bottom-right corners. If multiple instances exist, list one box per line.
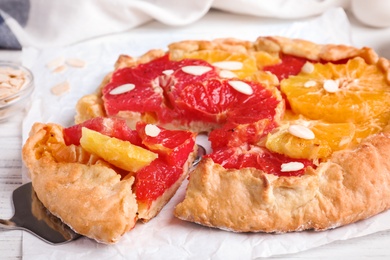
left=0, top=182, right=81, bottom=244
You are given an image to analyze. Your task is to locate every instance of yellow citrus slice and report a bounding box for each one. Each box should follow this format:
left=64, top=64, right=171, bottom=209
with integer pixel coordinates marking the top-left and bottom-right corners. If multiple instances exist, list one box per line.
left=265, top=120, right=356, bottom=159
left=253, top=51, right=281, bottom=69
left=80, top=127, right=158, bottom=172
left=281, top=57, right=390, bottom=123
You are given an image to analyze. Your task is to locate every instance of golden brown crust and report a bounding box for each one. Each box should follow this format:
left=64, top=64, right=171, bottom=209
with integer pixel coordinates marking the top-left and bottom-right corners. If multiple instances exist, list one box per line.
left=254, top=36, right=379, bottom=64
left=69, top=36, right=390, bottom=235
left=22, top=123, right=138, bottom=243
left=175, top=131, right=390, bottom=232
left=22, top=122, right=198, bottom=242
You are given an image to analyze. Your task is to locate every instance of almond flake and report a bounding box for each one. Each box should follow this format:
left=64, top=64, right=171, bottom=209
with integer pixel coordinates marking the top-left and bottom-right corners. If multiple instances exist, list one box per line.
left=288, top=124, right=315, bottom=140
left=304, top=80, right=316, bottom=88
left=281, top=162, right=304, bottom=172
left=51, top=81, right=70, bottom=96
left=46, top=57, right=65, bottom=70
left=228, top=80, right=253, bottom=95
left=323, top=79, right=339, bottom=93
left=219, top=70, right=237, bottom=79
left=1, top=68, right=21, bottom=77
left=0, top=73, right=10, bottom=82
left=145, top=124, right=161, bottom=137
left=181, top=66, right=212, bottom=76
left=301, top=62, right=314, bottom=74
left=109, top=84, right=135, bottom=95
left=162, top=69, right=174, bottom=76
left=53, top=64, right=67, bottom=73
left=66, top=58, right=86, bottom=68
left=212, top=61, right=243, bottom=71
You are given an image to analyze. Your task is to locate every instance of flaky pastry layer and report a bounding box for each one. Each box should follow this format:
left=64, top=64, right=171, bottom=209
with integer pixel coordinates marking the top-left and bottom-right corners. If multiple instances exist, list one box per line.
left=22, top=123, right=138, bottom=243
left=175, top=131, right=390, bottom=232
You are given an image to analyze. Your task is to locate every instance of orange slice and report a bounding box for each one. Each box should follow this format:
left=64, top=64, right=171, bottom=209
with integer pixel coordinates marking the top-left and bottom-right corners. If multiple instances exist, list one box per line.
left=281, top=57, right=390, bottom=139
left=265, top=120, right=356, bottom=159
left=282, top=57, right=390, bottom=123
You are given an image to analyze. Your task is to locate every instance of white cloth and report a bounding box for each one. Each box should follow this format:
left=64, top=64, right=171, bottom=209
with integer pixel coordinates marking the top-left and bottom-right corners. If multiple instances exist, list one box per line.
left=1, top=0, right=351, bottom=48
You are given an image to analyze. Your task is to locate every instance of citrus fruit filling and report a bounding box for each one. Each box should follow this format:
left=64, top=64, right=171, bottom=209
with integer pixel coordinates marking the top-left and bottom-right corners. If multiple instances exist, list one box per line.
left=63, top=117, right=196, bottom=208
left=206, top=145, right=315, bottom=177
left=80, top=127, right=158, bottom=172
left=279, top=57, right=390, bottom=152
left=99, top=49, right=390, bottom=178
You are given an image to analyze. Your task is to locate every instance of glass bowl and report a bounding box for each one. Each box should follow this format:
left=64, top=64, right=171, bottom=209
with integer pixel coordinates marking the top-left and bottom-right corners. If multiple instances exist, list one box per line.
left=0, top=62, right=34, bottom=122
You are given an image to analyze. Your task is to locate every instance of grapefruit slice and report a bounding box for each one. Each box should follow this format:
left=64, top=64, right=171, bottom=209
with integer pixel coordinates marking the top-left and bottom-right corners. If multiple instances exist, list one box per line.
left=63, top=116, right=142, bottom=146
left=132, top=122, right=197, bottom=220
left=102, top=55, right=179, bottom=120
left=263, top=54, right=309, bottom=81
left=207, top=144, right=315, bottom=177
left=136, top=122, right=196, bottom=166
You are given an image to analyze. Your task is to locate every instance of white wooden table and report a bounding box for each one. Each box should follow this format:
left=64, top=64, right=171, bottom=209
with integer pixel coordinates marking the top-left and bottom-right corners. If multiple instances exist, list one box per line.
left=1, top=9, right=390, bottom=259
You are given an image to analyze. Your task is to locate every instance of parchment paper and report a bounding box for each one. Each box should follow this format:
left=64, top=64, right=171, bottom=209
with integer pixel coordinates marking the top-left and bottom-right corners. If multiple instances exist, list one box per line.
left=21, top=8, right=390, bottom=259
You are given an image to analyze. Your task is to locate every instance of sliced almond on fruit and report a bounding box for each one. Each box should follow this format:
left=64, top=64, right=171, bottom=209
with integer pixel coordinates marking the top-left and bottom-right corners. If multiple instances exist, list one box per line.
left=219, top=70, right=237, bottom=79
left=109, top=84, right=136, bottom=95
left=288, top=124, right=315, bottom=140
left=212, top=61, right=243, bottom=70
left=162, top=69, right=174, bottom=76
left=228, top=80, right=253, bottom=95
left=181, top=66, right=212, bottom=76
left=304, top=80, right=316, bottom=88
left=323, top=79, right=339, bottom=93
left=145, top=124, right=161, bottom=137
left=301, top=62, right=314, bottom=74
left=281, top=162, right=304, bottom=172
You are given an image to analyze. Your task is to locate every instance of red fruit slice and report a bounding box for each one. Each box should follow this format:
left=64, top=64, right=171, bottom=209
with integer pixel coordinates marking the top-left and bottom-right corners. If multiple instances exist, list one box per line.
left=63, top=117, right=142, bottom=146
left=170, top=78, right=238, bottom=123
left=208, top=80, right=281, bottom=149
left=134, top=159, right=182, bottom=203
left=136, top=122, right=196, bottom=166
left=207, top=145, right=315, bottom=177
left=133, top=122, right=196, bottom=214
left=159, top=59, right=220, bottom=122
left=263, top=55, right=308, bottom=81
left=102, top=55, right=178, bottom=117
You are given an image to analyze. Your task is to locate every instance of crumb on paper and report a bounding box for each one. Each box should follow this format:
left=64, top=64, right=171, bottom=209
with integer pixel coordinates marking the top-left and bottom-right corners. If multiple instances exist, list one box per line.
left=51, top=81, right=70, bottom=96
left=0, top=66, right=26, bottom=99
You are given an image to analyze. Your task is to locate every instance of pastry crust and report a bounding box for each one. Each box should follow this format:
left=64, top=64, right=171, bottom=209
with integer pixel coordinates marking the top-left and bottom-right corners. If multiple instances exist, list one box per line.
left=25, top=36, right=390, bottom=239
left=22, top=121, right=197, bottom=242
left=175, top=130, right=390, bottom=232
left=22, top=123, right=138, bottom=244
